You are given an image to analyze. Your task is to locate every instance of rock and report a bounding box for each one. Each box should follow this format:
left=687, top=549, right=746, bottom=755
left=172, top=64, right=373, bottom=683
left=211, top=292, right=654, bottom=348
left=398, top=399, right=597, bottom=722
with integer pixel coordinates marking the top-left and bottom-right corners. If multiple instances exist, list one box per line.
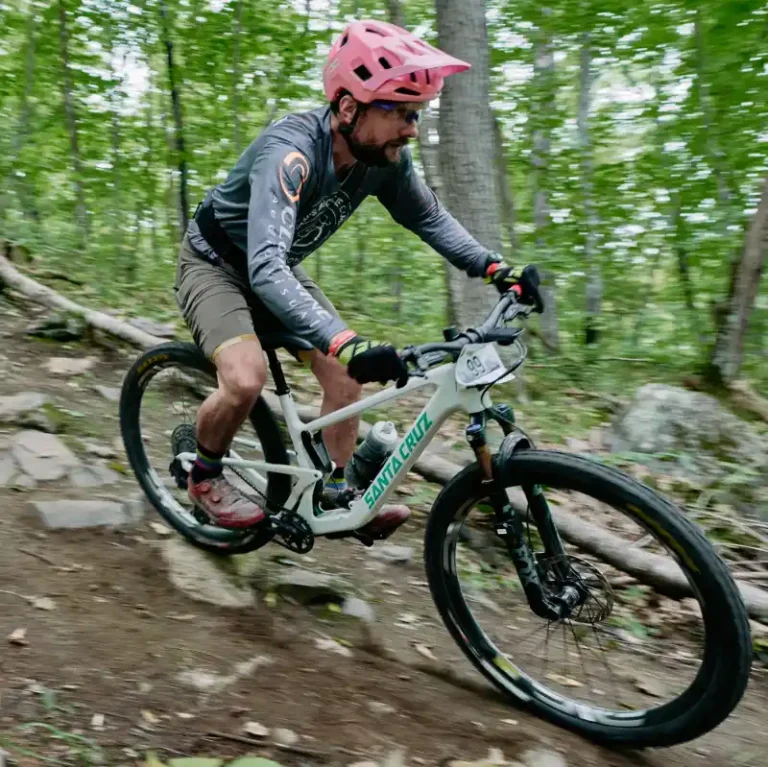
left=366, top=545, right=414, bottom=565
left=448, top=749, right=514, bottom=767
left=366, top=700, right=396, bottom=715
left=83, top=441, right=118, bottom=459
left=176, top=669, right=232, bottom=694
left=128, top=317, right=177, bottom=338
left=93, top=385, right=121, bottom=402
left=272, top=727, right=298, bottom=746
left=123, top=493, right=150, bottom=523
left=522, top=750, right=568, bottom=767
left=12, top=431, right=79, bottom=481
left=565, top=436, right=591, bottom=453
left=25, top=314, right=85, bottom=342
left=271, top=568, right=351, bottom=604
left=607, top=384, right=766, bottom=469
left=314, top=636, right=353, bottom=657
left=0, top=452, right=17, bottom=486
left=633, top=673, right=667, bottom=698
left=68, top=463, right=121, bottom=488
left=243, top=721, right=269, bottom=738
left=607, top=384, right=768, bottom=516
left=33, top=500, right=132, bottom=529
left=12, top=473, right=38, bottom=490
left=177, top=655, right=270, bottom=693
left=750, top=619, right=768, bottom=638
left=0, top=392, right=52, bottom=430
left=342, top=596, right=376, bottom=623
left=162, top=538, right=255, bottom=608
left=44, top=357, right=97, bottom=377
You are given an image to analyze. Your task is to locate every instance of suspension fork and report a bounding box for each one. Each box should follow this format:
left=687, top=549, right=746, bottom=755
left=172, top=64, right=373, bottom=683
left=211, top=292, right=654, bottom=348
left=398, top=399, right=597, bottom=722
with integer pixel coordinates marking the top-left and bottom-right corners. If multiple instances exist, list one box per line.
left=466, top=410, right=576, bottom=620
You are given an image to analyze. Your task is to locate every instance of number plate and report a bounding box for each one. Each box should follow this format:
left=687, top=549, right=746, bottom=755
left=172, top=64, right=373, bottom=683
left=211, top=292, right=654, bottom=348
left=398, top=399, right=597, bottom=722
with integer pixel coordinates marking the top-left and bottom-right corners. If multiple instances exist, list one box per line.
left=455, top=344, right=514, bottom=387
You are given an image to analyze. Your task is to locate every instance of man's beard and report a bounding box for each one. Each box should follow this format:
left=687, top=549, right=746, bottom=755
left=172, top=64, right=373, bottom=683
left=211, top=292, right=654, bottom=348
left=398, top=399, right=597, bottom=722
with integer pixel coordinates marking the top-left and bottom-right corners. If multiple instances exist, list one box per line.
left=344, top=131, right=406, bottom=168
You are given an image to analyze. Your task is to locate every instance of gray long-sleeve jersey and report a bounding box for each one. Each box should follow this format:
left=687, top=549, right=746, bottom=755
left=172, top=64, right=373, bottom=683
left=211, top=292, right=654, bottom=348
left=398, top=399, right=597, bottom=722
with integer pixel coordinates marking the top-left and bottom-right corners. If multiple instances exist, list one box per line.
left=188, top=106, right=496, bottom=354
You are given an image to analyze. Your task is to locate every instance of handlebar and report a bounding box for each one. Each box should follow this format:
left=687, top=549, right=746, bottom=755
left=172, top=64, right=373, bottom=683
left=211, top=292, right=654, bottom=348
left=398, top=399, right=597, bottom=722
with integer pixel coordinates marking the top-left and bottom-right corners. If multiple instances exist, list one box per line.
left=401, top=290, right=532, bottom=370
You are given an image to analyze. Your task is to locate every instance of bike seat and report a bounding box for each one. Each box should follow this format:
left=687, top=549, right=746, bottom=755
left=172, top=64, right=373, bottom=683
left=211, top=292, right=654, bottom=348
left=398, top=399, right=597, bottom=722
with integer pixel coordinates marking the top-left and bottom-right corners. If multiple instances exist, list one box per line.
left=257, top=331, right=314, bottom=352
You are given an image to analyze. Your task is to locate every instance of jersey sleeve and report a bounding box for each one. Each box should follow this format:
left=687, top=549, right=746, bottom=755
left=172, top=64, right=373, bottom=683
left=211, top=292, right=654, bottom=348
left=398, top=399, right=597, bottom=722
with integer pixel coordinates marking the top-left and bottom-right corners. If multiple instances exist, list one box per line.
left=246, top=142, right=347, bottom=353
left=376, top=150, right=494, bottom=278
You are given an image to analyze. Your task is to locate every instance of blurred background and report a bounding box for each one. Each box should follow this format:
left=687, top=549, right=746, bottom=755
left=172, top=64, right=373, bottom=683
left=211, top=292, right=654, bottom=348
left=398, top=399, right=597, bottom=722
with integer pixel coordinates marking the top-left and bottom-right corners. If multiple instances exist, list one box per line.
left=1, top=0, right=766, bottom=400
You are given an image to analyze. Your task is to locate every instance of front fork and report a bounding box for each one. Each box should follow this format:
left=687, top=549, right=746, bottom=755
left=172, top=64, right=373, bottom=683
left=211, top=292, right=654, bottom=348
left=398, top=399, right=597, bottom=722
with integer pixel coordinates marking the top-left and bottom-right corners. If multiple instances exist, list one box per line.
left=466, top=408, right=581, bottom=621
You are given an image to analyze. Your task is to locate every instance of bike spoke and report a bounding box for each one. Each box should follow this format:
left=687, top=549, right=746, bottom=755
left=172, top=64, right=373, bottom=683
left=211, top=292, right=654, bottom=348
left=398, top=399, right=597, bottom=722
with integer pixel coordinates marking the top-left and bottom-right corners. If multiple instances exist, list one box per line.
left=453, top=489, right=710, bottom=716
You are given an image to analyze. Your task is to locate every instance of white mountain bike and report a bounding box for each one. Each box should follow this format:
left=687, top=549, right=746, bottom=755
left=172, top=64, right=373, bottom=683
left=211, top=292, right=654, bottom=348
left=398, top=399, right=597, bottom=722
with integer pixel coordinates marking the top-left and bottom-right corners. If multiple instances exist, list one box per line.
left=119, top=290, right=751, bottom=748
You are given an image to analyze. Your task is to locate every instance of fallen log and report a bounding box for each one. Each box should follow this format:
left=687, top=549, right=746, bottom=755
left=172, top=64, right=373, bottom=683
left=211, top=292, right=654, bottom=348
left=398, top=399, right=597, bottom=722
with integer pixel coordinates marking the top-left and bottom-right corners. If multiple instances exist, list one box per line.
left=2, top=254, right=767, bottom=621
left=0, top=254, right=160, bottom=350
left=728, top=379, right=768, bottom=424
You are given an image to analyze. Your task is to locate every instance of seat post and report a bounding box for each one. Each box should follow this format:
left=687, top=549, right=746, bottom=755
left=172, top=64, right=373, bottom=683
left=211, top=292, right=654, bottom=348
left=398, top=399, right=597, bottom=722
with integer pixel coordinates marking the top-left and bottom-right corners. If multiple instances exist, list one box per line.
left=265, top=349, right=291, bottom=396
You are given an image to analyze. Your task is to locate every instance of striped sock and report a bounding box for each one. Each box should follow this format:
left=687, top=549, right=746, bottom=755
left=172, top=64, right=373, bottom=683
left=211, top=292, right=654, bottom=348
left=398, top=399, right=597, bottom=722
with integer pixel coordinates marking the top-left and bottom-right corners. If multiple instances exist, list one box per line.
left=326, top=466, right=347, bottom=492
left=190, top=442, right=225, bottom=484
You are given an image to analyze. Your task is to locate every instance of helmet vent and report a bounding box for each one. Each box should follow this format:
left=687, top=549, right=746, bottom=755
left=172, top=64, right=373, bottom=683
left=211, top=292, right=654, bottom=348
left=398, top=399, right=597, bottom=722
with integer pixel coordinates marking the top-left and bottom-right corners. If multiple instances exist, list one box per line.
left=340, top=34, right=348, bottom=46
left=394, top=86, right=420, bottom=96
left=366, top=26, right=386, bottom=36
left=379, top=57, right=392, bottom=70
left=353, top=64, right=372, bottom=81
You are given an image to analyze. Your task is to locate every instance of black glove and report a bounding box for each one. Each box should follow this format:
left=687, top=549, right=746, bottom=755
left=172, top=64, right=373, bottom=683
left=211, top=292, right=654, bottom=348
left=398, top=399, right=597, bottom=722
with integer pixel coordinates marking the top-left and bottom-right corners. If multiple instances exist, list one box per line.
left=518, top=264, right=545, bottom=313
left=332, top=333, right=409, bottom=387
left=485, top=261, right=545, bottom=314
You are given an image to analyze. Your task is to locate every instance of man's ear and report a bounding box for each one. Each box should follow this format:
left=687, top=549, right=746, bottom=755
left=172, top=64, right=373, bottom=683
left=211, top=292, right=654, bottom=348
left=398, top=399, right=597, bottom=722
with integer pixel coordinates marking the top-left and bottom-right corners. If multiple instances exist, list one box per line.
left=338, top=93, right=358, bottom=128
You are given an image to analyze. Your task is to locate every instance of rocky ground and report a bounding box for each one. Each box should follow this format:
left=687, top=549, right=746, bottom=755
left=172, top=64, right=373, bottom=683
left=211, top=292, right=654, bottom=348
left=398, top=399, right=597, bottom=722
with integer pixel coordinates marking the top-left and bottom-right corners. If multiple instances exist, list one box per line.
left=0, top=294, right=767, bottom=767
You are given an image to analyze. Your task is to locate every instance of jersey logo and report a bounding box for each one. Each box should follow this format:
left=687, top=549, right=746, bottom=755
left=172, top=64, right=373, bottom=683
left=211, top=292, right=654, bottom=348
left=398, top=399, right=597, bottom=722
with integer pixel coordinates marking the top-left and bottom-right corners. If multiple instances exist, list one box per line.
left=288, top=191, right=353, bottom=264
left=280, top=151, right=310, bottom=203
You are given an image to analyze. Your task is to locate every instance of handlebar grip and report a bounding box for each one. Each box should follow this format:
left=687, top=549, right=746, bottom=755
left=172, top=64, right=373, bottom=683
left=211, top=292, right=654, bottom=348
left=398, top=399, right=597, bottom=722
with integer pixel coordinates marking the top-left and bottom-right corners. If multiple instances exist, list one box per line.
left=477, top=327, right=524, bottom=346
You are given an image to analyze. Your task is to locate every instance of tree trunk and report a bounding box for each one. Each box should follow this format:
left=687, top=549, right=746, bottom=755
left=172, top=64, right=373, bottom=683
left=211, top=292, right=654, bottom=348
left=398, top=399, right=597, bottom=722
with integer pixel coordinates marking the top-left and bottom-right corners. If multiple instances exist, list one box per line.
left=578, top=31, right=602, bottom=347
left=159, top=0, right=189, bottom=236
left=145, top=85, right=158, bottom=257
left=530, top=17, right=560, bottom=353
left=57, top=0, right=88, bottom=242
left=694, top=10, right=733, bottom=224
left=385, top=0, right=405, bottom=27
left=670, top=198, right=703, bottom=345
left=435, top=0, right=502, bottom=330
left=232, top=0, right=243, bottom=154
left=106, top=19, right=125, bottom=268
left=385, top=0, right=454, bottom=328
left=2, top=8, right=38, bottom=229
left=708, top=177, right=768, bottom=383
left=492, top=115, right=517, bottom=252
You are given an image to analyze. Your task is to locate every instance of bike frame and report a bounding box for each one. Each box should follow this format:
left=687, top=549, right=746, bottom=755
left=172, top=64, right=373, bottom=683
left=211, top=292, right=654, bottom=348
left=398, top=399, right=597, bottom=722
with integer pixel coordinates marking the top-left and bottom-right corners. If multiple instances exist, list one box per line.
left=177, top=359, right=492, bottom=535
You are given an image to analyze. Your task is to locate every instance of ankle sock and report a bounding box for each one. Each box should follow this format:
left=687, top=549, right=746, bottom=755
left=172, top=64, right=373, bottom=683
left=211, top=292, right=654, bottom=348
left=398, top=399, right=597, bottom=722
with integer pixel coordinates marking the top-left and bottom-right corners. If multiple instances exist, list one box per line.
left=190, top=442, right=225, bottom=484
left=326, top=465, right=347, bottom=491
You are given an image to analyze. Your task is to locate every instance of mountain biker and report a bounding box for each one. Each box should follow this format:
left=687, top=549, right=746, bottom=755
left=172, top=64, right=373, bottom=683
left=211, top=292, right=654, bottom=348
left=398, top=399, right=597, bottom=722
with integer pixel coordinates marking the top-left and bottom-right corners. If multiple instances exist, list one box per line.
left=175, top=19, right=542, bottom=533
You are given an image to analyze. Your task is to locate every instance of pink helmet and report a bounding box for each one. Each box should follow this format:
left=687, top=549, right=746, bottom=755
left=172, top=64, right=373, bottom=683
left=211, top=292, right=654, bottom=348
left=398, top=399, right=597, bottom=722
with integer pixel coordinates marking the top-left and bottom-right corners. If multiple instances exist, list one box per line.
left=323, top=20, right=471, bottom=104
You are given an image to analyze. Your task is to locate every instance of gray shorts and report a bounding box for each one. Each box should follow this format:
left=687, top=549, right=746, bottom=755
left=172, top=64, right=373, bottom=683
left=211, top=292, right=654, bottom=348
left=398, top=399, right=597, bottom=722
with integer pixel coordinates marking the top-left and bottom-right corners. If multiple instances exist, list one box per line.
left=174, top=235, right=339, bottom=360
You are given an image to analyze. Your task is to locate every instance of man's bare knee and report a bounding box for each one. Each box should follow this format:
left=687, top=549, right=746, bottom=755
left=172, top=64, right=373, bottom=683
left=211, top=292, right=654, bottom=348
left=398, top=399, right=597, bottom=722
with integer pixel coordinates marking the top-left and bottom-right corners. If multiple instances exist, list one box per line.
left=214, top=340, right=267, bottom=409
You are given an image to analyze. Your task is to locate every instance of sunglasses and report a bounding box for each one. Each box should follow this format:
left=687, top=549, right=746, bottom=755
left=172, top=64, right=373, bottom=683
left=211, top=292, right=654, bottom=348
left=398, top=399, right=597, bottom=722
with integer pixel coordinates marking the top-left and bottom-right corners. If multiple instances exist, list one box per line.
left=370, top=100, right=426, bottom=124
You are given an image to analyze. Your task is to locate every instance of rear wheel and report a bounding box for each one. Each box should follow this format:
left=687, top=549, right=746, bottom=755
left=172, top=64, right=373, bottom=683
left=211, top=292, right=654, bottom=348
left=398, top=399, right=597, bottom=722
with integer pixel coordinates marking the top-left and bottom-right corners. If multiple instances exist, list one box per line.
left=119, top=342, right=292, bottom=554
left=424, top=449, right=751, bottom=747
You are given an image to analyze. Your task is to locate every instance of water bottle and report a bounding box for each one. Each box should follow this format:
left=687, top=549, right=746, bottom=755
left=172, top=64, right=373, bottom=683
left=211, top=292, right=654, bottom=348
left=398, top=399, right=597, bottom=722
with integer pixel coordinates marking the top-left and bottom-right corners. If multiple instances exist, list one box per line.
left=345, top=421, right=399, bottom=490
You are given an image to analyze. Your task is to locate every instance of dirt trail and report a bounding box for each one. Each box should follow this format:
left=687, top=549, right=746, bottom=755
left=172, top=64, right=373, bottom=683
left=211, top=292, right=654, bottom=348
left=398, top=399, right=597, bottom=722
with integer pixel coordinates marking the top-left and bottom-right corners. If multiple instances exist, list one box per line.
left=0, top=295, right=766, bottom=767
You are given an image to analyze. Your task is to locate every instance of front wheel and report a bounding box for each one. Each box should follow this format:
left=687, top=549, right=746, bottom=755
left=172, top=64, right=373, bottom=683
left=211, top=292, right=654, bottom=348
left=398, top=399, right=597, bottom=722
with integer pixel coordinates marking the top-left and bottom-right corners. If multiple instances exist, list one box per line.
left=424, top=449, right=751, bottom=747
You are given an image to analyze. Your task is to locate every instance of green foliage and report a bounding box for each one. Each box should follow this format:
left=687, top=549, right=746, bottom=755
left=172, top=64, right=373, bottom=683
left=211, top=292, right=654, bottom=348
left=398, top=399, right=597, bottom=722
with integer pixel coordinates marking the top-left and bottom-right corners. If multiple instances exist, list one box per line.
left=0, top=0, right=765, bottom=407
